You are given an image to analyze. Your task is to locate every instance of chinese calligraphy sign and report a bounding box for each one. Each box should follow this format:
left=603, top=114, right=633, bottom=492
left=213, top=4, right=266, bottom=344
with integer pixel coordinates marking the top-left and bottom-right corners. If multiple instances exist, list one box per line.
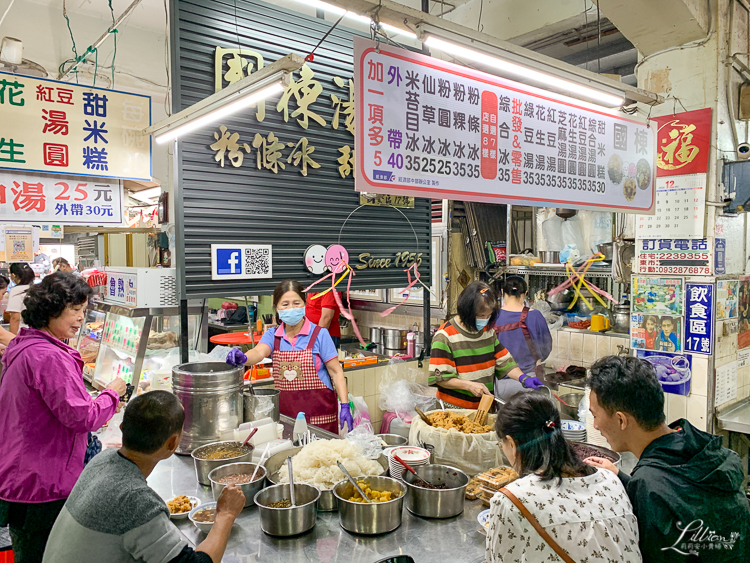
left=684, top=282, right=713, bottom=355
left=652, top=108, right=711, bottom=177
left=0, top=170, right=122, bottom=224
left=354, top=37, right=656, bottom=213
left=0, top=71, right=151, bottom=180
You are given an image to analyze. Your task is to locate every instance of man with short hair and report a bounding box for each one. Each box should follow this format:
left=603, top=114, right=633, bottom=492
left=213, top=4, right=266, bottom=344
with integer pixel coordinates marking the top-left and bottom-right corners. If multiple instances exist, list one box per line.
left=585, top=355, right=750, bottom=562
left=43, top=391, right=246, bottom=563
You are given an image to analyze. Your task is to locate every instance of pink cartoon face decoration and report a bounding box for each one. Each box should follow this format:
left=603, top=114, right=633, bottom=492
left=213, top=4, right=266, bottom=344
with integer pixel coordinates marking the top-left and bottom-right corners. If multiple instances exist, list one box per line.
left=325, top=245, right=349, bottom=273
left=304, top=244, right=327, bottom=275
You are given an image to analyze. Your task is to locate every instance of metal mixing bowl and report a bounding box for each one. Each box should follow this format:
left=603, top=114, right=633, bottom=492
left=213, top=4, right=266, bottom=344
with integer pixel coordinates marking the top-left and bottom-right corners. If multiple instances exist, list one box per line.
left=265, top=445, right=388, bottom=512
left=254, top=484, right=320, bottom=537
left=208, top=462, right=267, bottom=507
left=333, top=476, right=406, bottom=535
left=376, top=434, right=408, bottom=447
left=191, top=441, right=254, bottom=486
left=402, top=464, right=469, bottom=519
left=557, top=393, right=583, bottom=421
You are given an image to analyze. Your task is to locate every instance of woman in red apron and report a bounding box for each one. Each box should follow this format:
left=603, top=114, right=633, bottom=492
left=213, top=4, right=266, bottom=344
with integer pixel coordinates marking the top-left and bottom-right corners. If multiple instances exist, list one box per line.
left=494, top=277, right=553, bottom=402
left=226, top=280, right=353, bottom=434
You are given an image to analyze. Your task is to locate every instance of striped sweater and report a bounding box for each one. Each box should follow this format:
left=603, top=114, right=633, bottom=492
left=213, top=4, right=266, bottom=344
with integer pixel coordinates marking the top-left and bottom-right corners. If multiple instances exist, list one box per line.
left=429, top=318, right=518, bottom=407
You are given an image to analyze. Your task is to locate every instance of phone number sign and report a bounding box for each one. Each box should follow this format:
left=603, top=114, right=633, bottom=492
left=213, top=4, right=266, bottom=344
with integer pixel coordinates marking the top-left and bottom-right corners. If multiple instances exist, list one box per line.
left=354, top=37, right=656, bottom=213
left=636, top=238, right=711, bottom=275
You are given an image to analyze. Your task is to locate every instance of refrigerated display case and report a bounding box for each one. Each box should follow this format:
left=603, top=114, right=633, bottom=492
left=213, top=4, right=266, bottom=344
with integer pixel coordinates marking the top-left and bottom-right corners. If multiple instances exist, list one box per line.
left=88, top=302, right=207, bottom=390
left=71, top=303, right=107, bottom=380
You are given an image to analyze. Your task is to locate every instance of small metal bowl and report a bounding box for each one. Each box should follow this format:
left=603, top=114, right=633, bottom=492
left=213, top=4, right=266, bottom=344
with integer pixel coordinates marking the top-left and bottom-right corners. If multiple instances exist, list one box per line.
left=403, top=464, right=469, bottom=519
left=376, top=434, right=408, bottom=447
left=254, top=484, right=320, bottom=537
left=188, top=502, right=217, bottom=534
left=208, top=462, right=267, bottom=507
left=333, top=476, right=406, bottom=535
left=191, top=441, right=254, bottom=486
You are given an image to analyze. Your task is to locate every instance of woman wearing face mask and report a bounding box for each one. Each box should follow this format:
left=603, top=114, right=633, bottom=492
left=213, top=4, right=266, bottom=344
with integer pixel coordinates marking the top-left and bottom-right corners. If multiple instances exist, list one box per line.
left=429, top=281, right=524, bottom=409
left=226, top=280, right=352, bottom=433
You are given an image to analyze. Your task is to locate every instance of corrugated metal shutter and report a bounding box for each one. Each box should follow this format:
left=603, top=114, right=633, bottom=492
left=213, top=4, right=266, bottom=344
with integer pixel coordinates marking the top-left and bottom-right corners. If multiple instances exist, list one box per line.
left=172, top=0, right=431, bottom=299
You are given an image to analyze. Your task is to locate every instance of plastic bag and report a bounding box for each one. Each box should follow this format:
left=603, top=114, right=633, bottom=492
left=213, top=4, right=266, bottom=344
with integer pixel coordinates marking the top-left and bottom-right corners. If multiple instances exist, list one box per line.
left=345, top=420, right=382, bottom=459
left=561, top=215, right=586, bottom=255
left=207, top=345, right=233, bottom=361
left=350, top=394, right=371, bottom=427
left=532, top=300, right=564, bottom=332
left=577, top=390, right=589, bottom=424
left=99, top=411, right=124, bottom=450
left=408, top=409, right=508, bottom=476
left=541, top=214, right=564, bottom=251
left=589, top=211, right=613, bottom=254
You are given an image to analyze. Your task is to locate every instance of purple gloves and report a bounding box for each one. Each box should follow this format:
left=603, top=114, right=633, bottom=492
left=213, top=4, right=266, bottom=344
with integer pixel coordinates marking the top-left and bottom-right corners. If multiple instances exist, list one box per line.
left=339, top=402, right=354, bottom=432
left=226, top=348, right=248, bottom=367
left=520, top=374, right=544, bottom=390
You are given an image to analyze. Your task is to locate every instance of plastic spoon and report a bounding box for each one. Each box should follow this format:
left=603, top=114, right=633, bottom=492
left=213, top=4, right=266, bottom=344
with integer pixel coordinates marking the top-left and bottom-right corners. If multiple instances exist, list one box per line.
left=250, top=442, right=271, bottom=483
left=242, top=427, right=259, bottom=447
left=336, top=461, right=372, bottom=504
left=287, top=456, right=296, bottom=507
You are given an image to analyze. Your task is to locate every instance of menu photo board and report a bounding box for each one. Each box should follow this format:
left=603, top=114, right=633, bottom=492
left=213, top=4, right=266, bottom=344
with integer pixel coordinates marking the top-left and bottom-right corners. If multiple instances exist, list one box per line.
left=354, top=37, right=656, bottom=213
left=0, top=71, right=151, bottom=180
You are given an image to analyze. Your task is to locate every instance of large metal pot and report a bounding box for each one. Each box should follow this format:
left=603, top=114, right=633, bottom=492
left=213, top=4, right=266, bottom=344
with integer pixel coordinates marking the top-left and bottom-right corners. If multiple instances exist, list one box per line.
left=191, top=441, right=254, bottom=486
left=173, top=362, right=244, bottom=454
left=403, top=464, right=469, bottom=519
left=265, top=446, right=389, bottom=512
left=208, top=462, right=267, bottom=507
left=369, top=327, right=383, bottom=345
left=382, top=329, right=407, bottom=351
left=243, top=386, right=280, bottom=423
left=254, top=484, right=320, bottom=536
left=333, top=476, right=406, bottom=535
left=557, top=393, right=583, bottom=421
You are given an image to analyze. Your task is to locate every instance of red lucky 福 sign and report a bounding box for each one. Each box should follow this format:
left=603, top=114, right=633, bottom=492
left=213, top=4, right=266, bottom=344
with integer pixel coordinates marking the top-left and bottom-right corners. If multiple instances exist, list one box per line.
left=652, top=108, right=711, bottom=177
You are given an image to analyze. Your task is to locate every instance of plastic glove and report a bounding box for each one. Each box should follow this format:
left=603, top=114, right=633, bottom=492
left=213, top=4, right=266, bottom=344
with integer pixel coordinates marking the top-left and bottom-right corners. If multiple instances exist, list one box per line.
left=339, top=402, right=354, bottom=431
left=226, top=348, right=247, bottom=367
left=520, top=374, right=545, bottom=390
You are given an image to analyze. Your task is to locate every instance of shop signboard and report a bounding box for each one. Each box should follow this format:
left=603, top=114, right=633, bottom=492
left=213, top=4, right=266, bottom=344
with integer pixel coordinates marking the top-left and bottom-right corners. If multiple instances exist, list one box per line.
left=0, top=71, right=151, bottom=180
left=0, top=171, right=122, bottom=225
left=211, top=244, right=273, bottom=280
left=4, top=225, right=33, bottom=261
left=651, top=108, right=712, bottom=177
left=684, top=282, right=713, bottom=355
left=635, top=173, right=705, bottom=239
left=353, top=37, right=656, bottom=213
left=635, top=350, right=691, bottom=396
left=107, top=271, right=137, bottom=306
left=635, top=238, right=710, bottom=275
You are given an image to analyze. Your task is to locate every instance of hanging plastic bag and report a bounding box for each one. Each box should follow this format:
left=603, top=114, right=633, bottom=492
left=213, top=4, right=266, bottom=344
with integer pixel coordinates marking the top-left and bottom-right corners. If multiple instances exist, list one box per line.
left=541, top=214, right=564, bottom=252
left=589, top=211, right=613, bottom=254
left=345, top=419, right=382, bottom=459
left=561, top=215, right=586, bottom=254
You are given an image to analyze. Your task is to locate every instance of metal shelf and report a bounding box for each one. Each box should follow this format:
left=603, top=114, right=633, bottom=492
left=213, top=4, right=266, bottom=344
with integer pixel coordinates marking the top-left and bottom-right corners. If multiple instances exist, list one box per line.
left=504, top=265, right=613, bottom=278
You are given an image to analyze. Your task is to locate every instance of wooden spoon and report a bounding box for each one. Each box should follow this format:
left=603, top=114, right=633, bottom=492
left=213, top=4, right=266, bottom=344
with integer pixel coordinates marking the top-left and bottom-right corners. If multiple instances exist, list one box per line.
left=415, top=407, right=432, bottom=426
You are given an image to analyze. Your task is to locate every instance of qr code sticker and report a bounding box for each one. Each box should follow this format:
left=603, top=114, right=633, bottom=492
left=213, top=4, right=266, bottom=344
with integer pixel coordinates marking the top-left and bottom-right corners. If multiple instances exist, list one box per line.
left=245, top=247, right=271, bottom=276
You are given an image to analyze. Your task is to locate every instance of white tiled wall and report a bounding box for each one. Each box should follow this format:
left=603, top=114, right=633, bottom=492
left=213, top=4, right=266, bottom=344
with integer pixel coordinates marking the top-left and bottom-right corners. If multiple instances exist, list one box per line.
left=545, top=329, right=629, bottom=370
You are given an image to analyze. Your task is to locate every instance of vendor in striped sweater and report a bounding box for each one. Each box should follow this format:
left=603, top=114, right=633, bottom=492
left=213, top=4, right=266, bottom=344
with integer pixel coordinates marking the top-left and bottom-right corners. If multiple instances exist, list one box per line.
left=429, top=281, right=530, bottom=409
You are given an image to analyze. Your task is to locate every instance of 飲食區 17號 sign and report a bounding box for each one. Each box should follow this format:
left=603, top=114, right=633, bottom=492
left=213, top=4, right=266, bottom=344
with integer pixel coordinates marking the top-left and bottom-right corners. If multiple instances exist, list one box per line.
left=353, top=37, right=655, bottom=213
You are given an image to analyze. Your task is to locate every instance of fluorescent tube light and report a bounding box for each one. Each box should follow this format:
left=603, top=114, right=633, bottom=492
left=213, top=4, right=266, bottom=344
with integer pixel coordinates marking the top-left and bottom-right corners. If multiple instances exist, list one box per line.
left=130, top=187, right=161, bottom=203
left=154, top=81, right=283, bottom=144
left=424, top=36, right=624, bottom=108
left=290, top=0, right=417, bottom=39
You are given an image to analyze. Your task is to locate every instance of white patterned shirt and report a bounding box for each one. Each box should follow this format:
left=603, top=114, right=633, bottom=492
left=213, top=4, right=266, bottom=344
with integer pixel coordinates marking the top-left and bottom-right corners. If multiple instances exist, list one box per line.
left=486, top=468, right=642, bottom=563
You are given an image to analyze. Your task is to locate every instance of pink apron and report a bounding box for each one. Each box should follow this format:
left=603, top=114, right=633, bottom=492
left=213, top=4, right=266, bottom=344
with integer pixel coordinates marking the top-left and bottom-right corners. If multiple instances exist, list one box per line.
left=273, top=324, right=339, bottom=433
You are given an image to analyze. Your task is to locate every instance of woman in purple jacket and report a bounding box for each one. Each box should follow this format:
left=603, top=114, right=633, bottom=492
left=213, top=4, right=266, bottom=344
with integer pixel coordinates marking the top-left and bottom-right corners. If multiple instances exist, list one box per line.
left=0, top=273, right=126, bottom=563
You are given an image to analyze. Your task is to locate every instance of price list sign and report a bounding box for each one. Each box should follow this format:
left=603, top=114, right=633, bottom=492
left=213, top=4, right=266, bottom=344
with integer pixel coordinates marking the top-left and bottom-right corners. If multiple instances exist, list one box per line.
left=354, top=37, right=656, bottom=213
left=636, top=174, right=705, bottom=238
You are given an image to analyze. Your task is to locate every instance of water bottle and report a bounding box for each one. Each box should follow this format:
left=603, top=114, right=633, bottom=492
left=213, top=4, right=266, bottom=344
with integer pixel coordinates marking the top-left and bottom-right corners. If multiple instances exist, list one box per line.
left=406, top=332, right=416, bottom=358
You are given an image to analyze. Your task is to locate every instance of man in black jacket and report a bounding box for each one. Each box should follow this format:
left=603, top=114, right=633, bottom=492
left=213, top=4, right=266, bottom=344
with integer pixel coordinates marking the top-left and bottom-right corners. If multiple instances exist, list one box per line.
left=585, top=356, right=750, bottom=562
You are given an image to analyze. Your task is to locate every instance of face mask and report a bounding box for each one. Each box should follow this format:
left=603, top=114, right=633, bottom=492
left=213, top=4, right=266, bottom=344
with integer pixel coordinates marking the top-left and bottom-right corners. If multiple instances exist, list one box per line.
left=475, top=318, right=489, bottom=331
left=279, top=306, right=306, bottom=326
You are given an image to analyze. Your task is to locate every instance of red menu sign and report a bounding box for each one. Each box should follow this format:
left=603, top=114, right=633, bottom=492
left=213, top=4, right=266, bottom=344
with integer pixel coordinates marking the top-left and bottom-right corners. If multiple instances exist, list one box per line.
left=652, top=108, right=711, bottom=177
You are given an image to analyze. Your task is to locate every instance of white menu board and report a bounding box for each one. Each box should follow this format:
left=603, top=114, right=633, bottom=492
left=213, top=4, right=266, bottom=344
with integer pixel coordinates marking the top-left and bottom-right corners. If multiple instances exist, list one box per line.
left=636, top=174, right=705, bottom=238
left=353, top=37, right=656, bottom=213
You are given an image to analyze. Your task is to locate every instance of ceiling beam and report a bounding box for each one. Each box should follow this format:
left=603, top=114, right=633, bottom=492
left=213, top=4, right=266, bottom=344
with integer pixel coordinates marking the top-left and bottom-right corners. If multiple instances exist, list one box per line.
left=330, top=0, right=663, bottom=104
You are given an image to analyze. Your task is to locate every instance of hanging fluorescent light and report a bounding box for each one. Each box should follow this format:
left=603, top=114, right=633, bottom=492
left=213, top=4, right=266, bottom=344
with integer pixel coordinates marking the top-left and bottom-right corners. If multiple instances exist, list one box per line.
left=423, top=36, right=625, bottom=108
left=289, top=0, right=417, bottom=39
left=144, top=54, right=304, bottom=144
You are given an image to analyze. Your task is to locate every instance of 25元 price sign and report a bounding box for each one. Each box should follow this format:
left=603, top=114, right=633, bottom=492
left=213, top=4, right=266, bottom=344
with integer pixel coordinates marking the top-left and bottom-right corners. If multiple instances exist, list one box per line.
left=0, top=71, right=151, bottom=180
left=354, top=38, right=656, bottom=213
left=0, top=171, right=122, bottom=225
left=684, top=282, right=713, bottom=355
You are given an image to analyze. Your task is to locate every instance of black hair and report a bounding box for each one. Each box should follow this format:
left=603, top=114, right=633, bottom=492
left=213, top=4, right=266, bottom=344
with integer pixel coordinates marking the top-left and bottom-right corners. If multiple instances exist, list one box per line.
left=0, top=275, right=8, bottom=290
left=21, top=272, right=93, bottom=329
left=10, top=263, right=35, bottom=285
left=122, top=391, right=186, bottom=454
left=502, top=276, right=528, bottom=298
left=587, top=355, right=666, bottom=432
left=456, top=281, right=498, bottom=331
left=495, top=393, right=594, bottom=484
left=272, top=279, right=306, bottom=308
left=52, top=257, right=70, bottom=267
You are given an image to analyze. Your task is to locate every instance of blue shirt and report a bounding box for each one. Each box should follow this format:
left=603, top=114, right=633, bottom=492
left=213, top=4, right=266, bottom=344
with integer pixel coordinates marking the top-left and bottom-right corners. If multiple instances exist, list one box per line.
left=494, top=309, right=553, bottom=376
left=259, top=320, right=339, bottom=390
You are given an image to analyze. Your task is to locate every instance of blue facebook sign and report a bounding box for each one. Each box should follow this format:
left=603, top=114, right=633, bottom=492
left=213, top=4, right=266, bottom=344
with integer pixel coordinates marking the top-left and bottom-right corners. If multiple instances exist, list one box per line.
left=216, top=248, right=242, bottom=276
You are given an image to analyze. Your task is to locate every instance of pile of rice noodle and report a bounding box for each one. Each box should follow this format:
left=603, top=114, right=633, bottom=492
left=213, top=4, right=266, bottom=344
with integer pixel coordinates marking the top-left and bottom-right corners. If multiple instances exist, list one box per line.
left=277, top=439, right=383, bottom=491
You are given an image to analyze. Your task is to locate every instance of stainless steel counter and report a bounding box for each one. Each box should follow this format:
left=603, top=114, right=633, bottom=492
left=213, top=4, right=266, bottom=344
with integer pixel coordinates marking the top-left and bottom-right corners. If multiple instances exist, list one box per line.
left=148, top=454, right=488, bottom=563
left=717, top=397, right=750, bottom=435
